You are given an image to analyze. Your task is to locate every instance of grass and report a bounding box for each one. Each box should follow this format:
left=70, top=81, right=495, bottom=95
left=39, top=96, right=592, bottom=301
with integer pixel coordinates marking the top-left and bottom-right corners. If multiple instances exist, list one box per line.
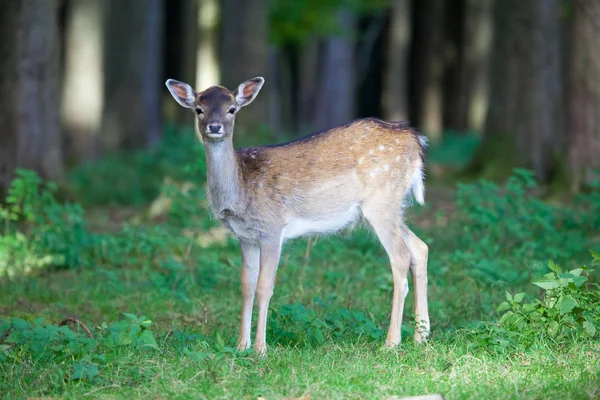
left=1, top=130, right=599, bottom=399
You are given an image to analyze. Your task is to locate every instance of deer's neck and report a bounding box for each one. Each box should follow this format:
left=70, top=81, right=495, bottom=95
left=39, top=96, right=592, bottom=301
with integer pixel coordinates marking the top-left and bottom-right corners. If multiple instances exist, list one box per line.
left=204, top=140, right=245, bottom=214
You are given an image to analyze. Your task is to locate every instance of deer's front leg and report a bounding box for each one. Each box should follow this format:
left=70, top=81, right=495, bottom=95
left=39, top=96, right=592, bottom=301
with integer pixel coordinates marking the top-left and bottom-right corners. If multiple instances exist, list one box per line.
left=237, top=240, right=260, bottom=351
left=254, top=235, right=282, bottom=354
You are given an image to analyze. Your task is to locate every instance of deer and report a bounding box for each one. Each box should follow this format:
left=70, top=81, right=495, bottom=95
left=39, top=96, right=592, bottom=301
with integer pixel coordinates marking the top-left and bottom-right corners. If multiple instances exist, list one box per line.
left=165, top=76, right=430, bottom=354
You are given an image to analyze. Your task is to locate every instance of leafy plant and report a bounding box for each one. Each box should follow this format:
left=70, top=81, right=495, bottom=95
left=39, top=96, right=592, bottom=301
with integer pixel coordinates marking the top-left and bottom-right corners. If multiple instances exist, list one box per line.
left=449, top=169, right=589, bottom=284
left=0, top=313, right=158, bottom=382
left=269, top=297, right=384, bottom=346
left=495, top=254, right=600, bottom=345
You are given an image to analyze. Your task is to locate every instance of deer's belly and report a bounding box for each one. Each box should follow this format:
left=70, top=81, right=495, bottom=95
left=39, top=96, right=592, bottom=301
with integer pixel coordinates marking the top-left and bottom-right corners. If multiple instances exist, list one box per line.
left=283, top=203, right=361, bottom=240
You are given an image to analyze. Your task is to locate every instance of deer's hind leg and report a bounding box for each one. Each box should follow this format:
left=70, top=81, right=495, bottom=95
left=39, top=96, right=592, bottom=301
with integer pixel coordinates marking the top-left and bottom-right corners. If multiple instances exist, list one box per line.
left=401, top=225, right=430, bottom=342
left=361, top=204, right=412, bottom=347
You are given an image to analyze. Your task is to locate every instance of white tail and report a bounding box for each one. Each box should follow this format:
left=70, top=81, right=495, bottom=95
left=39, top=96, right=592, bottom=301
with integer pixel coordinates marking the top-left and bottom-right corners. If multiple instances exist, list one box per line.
left=165, top=77, right=431, bottom=354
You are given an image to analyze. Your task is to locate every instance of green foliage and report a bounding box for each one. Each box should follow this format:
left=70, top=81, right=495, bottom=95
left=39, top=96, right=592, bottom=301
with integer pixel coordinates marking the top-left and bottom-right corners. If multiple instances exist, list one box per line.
left=496, top=255, right=600, bottom=345
left=68, top=126, right=206, bottom=206
left=2, top=133, right=600, bottom=399
left=269, top=0, right=388, bottom=46
left=449, top=169, right=590, bottom=284
left=269, top=297, right=384, bottom=346
left=426, top=131, right=480, bottom=168
left=0, top=167, right=215, bottom=276
left=0, top=313, right=157, bottom=383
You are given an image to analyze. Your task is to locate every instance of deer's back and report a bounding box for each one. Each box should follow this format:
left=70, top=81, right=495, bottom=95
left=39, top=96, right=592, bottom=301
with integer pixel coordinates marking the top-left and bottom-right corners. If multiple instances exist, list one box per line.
left=232, top=118, right=424, bottom=237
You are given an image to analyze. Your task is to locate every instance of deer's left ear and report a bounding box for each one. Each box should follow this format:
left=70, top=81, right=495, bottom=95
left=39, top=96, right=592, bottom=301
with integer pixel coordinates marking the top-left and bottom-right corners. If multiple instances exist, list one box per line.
left=165, top=79, right=196, bottom=109
left=234, top=77, right=264, bottom=108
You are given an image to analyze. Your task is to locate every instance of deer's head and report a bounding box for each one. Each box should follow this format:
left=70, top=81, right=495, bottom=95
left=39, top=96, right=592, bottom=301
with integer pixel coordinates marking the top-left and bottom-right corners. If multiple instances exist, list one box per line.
left=165, top=77, right=264, bottom=142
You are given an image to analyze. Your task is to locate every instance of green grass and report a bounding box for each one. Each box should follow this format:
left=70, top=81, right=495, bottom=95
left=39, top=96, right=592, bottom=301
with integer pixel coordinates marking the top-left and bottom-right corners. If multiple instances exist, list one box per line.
left=1, top=131, right=599, bottom=399
left=1, top=241, right=599, bottom=399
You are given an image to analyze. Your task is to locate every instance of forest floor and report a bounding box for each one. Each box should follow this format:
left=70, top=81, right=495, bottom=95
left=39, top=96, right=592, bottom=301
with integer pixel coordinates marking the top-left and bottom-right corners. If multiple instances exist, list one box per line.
left=1, top=131, right=599, bottom=399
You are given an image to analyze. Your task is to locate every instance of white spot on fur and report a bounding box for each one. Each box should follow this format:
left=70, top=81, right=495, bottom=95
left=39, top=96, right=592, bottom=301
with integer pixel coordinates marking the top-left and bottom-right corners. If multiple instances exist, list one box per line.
left=395, top=156, right=401, bottom=162
left=358, top=157, right=364, bottom=164
left=368, top=149, right=374, bottom=155
left=378, top=145, right=385, bottom=151
left=395, top=138, right=400, bottom=144
left=361, top=134, right=366, bottom=139
left=383, top=165, right=389, bottom=171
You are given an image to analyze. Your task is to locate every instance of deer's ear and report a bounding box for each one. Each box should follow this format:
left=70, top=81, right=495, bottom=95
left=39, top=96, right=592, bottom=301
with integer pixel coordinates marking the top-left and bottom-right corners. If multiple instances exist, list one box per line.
left=165, top=79, right=196, bottom=109
left=234, top=77, right=264, bottom=108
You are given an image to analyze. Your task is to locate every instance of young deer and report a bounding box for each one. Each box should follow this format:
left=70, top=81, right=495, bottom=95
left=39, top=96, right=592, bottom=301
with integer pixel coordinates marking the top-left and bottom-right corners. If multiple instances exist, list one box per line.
left=165, top=77, right=430, bottom=354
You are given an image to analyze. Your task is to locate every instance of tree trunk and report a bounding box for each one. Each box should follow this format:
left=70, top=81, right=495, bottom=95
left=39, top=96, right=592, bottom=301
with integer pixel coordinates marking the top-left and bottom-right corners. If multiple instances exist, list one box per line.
left=443, top=0, right=493, bottom=133
left=299, top=40, right=319, bottom=133
left=313, top=9, right=357, bottom=132
left=196, top=0, right=219, bottom=90
left=460, top=0, right=493, bottom=133
left=267, top=46, right=283, bottom=138
left=382, top=0, right=411, bottom=122
left=414, top=0, right=445, bottom=141
left=220, top=0, right=268, bottom=137
left=61, top=0, right=105, bottom=162
left=473, top=0, right=564, bottom=182
left=102, top=0, right=164, bottom=151
left=0, top=0, right=64, bottom=194
left=176, top=0, right=199, bottom=128
left=568, top=0, right=600, bottom=189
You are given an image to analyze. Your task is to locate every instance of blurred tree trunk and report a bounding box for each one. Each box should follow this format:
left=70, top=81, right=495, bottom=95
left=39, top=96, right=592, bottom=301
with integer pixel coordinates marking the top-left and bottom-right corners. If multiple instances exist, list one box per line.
left=102, top=0, right=164, bottom=151
left=443, top=0, right=492, bottom=133
left=61, top=0, right=105, bottom=163
left=472, top=0, right=564, bottom=182
left=460, top=0, right=492, bottom=133
left=299, top=40, right=319, bottom=132
left=314, top=9, right=357, bottom=131
left=221, top=0, right=268, bottom=137
left=268, top=46, right=283, bottom=138
left=382, top=0, right=411, bottom=122
left=196, top=0, right=219, bottom=89
left=176, top=0, right=198, bottom=128
left=568, top=0, right=600, bottom=190
left=0, top=0, right=64, bottom=194
left=414, top=0, right=445, bottom=141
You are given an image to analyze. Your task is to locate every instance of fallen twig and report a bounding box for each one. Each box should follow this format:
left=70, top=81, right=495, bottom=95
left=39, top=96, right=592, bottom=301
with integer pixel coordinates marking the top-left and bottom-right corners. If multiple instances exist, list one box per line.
left=58, top=317, right=93, bottom=338
left=0, top=325, right=13, bottom=344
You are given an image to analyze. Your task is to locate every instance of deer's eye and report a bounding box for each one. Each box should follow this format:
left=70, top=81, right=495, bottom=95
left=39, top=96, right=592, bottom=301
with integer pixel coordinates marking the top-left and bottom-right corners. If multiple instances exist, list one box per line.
left=228, top=107, right=236, bottom=114
left=195, top=108, right=203, bottom=115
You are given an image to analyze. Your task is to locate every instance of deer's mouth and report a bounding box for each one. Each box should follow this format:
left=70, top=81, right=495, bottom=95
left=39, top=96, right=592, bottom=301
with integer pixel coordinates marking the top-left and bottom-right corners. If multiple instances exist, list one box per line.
left=207, top=133, right=225, bottom=139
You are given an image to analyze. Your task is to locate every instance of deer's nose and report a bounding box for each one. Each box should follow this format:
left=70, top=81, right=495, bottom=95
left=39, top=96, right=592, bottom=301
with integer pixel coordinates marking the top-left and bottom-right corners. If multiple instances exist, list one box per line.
left=208, top=124, right=222, bottom=133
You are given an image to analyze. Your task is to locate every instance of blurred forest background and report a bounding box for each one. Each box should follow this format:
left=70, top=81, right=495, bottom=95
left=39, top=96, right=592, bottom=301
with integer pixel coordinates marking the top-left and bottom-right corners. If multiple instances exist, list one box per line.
left=0, top=0, right=599, bottom=196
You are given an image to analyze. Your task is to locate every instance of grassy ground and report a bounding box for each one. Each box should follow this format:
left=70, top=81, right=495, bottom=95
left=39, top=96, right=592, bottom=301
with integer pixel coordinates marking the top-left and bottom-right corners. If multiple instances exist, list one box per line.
left=1, top=130, right=599, bottom=399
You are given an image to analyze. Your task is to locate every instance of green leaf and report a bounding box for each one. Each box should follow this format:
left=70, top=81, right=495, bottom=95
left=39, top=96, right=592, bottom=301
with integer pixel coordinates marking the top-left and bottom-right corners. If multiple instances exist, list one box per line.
left=215, top=332, right=224, bottom=348
left=557, top=295, right=578, bottom=315
left=138, top=330, right=158, bottom=349
left=122, top=313, right=137, bottom=321
left=513, top=293, right=526, bottom=303
left=547, top=320, right=559, bottom=337
left=583, top=321, right=597, bottom=337
left=532, top=279, right=560, bottom=290
left=496, top=302, right=511, bottom=313
left=548, top=260, right=562, bottom=274
left=505, top=291, right=513, bottom=302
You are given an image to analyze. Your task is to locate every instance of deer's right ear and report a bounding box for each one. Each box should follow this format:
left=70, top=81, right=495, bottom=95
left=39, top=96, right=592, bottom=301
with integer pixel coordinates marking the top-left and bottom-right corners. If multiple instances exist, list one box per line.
left=165, top=79, right=196, bottom=109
